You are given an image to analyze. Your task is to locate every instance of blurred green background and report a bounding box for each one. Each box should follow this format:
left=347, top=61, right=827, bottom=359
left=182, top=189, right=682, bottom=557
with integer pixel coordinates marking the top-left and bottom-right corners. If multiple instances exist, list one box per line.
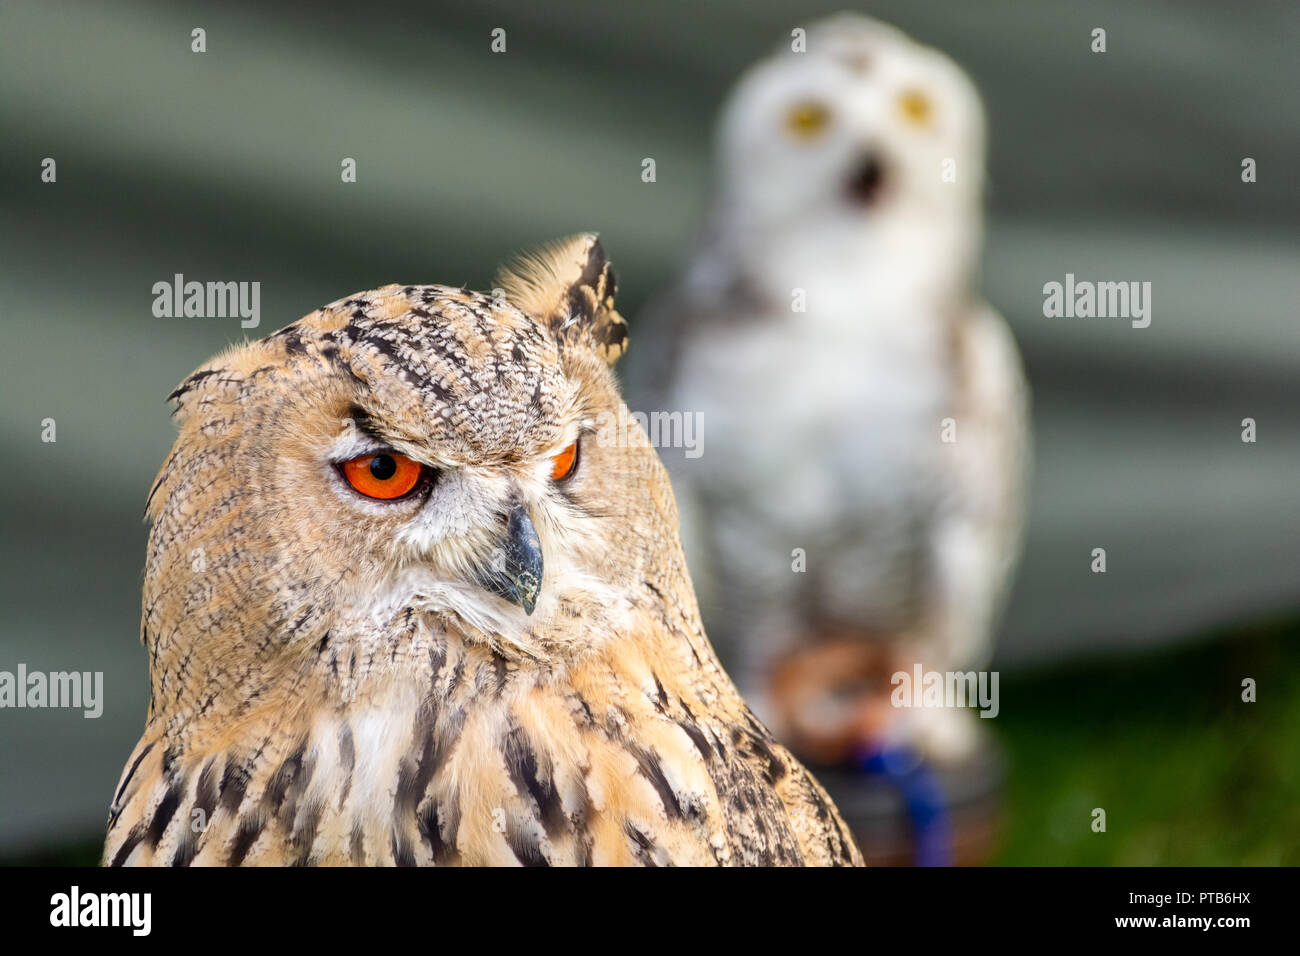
left=1, top=0, right=1297, bottom=864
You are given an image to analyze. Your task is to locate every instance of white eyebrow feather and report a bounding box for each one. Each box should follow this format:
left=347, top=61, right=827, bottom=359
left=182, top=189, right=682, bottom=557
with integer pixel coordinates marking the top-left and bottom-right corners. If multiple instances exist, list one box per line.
left=323, top=424, right=386, bottom=461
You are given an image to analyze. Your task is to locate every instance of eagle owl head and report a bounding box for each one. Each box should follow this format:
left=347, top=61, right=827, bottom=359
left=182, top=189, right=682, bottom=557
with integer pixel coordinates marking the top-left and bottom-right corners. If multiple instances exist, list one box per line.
left=143, top=236, right=686, bottom=723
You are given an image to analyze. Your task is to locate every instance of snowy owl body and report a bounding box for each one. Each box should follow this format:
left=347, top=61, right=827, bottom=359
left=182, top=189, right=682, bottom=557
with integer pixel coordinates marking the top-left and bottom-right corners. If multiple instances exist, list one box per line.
left=629, top=15, right=1029, bottom=760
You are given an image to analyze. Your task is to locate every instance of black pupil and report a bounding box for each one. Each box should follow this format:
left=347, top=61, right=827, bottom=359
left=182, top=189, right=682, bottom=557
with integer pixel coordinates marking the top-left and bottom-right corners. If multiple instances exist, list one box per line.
left=369, top=455, right=397, bottom=481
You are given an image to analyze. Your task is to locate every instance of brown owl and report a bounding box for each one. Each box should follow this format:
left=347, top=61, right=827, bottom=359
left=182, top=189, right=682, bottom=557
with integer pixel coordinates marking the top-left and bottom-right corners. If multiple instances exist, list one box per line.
left=103, top=236, right=862, bottom=867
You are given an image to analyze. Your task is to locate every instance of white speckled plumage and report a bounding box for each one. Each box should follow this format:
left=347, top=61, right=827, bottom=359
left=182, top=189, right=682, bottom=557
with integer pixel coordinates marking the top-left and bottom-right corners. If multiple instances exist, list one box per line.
left=627, top=15, right=1030, bottom=762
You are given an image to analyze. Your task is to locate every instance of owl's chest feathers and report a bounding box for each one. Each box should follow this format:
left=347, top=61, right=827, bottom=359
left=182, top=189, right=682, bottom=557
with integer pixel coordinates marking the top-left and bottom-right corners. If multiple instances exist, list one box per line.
left=678, top=289, right=959, bottom=473
left=110, top=619, right=823, bottom=866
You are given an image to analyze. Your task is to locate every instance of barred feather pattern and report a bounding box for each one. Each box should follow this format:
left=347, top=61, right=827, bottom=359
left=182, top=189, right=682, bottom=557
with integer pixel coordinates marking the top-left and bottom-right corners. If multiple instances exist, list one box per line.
left=104, top=236, right=861, bottom=867
left=105, top=604, right=858, bottom=866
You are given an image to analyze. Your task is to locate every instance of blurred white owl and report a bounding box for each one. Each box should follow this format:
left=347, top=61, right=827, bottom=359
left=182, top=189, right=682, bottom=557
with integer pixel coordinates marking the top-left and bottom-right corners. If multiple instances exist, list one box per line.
left=627, top=14, right=1029, bottom=765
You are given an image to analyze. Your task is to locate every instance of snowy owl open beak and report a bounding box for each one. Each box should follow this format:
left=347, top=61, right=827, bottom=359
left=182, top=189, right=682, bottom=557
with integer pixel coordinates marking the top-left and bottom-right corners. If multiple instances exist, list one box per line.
left=476, top=503, right=544, bottom=615
left=845, top=152, right=885, bottom=206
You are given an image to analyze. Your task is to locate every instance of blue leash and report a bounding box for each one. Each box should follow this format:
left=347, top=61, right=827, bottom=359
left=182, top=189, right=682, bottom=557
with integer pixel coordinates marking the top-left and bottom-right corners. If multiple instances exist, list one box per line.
left=858, top=743, right=953, bottom=866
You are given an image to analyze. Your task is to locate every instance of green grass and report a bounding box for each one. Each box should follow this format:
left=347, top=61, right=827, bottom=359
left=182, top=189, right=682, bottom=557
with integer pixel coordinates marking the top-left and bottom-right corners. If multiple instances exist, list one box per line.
left=991, top=620, right=1299, bottom=865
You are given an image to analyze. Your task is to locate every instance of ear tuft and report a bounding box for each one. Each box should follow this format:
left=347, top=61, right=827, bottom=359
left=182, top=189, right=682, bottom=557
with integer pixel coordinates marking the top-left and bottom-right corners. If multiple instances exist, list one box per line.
left=496, top=234, right=628, bottom=364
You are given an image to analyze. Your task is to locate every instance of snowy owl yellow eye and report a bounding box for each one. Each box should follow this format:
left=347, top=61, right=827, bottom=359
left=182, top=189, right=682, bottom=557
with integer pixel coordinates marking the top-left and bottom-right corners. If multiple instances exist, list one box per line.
left=899, top=89, right=932, bottom=126
left=784, top=101, right=831, bottom=140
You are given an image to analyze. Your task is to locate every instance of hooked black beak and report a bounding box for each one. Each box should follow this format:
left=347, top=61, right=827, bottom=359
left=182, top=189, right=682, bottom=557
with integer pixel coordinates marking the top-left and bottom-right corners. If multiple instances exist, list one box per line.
left=477, top=504, right=543, bottom=615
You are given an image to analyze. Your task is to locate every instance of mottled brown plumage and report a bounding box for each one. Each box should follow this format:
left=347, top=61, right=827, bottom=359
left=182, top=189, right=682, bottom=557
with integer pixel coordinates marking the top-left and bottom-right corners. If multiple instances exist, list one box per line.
left=104, top=236, right=862, bottom=866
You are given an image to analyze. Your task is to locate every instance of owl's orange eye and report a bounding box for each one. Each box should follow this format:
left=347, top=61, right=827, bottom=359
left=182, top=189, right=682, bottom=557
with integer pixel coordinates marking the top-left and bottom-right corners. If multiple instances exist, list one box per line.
left=550, top=440, right=580, bottom=482
left=341, top=452, right=424, bottom=500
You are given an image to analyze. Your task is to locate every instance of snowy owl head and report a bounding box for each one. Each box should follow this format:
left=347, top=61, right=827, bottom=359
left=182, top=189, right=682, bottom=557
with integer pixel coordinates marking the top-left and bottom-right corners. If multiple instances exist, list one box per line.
left=712, top=14, right=988, bottom=292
